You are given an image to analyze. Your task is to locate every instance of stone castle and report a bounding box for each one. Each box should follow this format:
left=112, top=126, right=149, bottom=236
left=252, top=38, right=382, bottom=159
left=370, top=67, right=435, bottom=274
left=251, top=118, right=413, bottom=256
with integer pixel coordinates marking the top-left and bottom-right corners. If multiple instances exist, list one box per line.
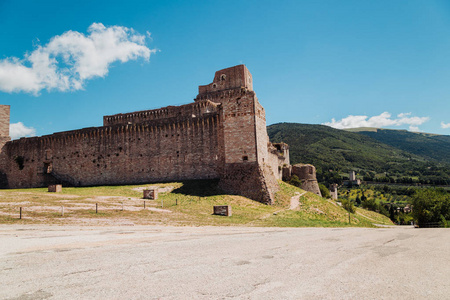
left=0, top=65, right=295, bottom=204
left=0, top=65, right=321, bottom=203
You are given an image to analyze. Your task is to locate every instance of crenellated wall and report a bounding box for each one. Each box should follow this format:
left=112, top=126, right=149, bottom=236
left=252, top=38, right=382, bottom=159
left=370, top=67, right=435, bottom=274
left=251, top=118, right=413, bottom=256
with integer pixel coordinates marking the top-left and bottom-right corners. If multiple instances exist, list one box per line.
left=103, top=100, right=220, bottom=127
left=3, top=111, right=220, bottom=188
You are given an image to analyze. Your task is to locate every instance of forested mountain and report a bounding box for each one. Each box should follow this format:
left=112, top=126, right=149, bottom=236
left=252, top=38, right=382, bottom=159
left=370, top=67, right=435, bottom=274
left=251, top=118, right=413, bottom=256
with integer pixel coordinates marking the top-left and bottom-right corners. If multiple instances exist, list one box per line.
left=346, top=128, right=450, bottom=164
left=267, top=123, right=450, bottom=185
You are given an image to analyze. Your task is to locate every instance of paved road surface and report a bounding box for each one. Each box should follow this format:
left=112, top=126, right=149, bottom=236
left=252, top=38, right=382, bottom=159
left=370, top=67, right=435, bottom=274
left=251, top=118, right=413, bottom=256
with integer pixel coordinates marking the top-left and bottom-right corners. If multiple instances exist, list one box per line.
left=0, top=225, right=448, bottom=299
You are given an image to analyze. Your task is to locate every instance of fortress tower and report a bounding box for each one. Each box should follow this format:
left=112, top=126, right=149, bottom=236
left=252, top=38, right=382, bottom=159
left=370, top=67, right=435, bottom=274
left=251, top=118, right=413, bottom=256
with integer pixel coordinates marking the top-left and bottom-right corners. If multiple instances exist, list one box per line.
left=196, top=65, right=282, bottom=203
left=0, top=105, right=10, bottom=146
left=0, top=105, right=10, bottom=187
left=0, top=65, right=288, bottom=204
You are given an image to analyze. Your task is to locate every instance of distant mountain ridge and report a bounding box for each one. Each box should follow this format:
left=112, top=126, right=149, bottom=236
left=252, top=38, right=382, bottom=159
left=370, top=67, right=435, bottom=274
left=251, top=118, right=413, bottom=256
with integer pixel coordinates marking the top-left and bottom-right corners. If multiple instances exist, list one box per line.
left=345, top=127, right=450, bottom=164
left=267, top=123, right=449, bottom=184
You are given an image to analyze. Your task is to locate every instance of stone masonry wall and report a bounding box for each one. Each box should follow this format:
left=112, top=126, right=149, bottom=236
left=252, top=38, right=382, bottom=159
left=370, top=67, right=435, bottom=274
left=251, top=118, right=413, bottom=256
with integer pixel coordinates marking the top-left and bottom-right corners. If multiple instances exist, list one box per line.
left=292, top=164, right=322, bottom=196
left=198, top=65, right=253, bottom=95
left=3, top=111, right=220, bottom=188
left=103, top=100, right=220, bottom=127
left=195, top=65, right=280, bottom=204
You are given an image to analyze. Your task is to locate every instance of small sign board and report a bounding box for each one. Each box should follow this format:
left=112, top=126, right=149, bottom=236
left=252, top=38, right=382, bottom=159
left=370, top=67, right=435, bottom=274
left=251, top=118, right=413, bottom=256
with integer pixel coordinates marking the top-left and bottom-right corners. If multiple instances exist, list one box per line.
left=213, top=205, right=232, bottom=216
left=143, top=189, right=158, bottom=200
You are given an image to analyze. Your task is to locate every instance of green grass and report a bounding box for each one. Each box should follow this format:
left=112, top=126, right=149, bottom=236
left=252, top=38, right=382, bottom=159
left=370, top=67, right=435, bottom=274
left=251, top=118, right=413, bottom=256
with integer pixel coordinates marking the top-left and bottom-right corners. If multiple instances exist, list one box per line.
left=0, top=180, right=394, bottom=227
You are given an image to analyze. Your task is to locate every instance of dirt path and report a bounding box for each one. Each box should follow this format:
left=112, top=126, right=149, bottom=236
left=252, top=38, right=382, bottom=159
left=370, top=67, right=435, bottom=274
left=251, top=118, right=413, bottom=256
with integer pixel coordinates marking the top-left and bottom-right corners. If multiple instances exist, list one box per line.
left=327, top=199, right=339, bottom=206
left=356, top=211, right=379, bottom=223
left=289, top=191, right=307, bottom=210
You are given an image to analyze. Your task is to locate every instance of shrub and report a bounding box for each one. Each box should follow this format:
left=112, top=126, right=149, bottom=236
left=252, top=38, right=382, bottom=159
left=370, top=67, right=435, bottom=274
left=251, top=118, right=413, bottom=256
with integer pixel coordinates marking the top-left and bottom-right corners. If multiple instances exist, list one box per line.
left=319, top=183, right=330, bottom=198
left=289, top=175, right=302, bottom=188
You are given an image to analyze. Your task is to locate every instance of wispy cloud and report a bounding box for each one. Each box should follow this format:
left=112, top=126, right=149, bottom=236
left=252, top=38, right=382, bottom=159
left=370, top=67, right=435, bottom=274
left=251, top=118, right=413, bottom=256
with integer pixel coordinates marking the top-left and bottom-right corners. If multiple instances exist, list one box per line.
left=441, top=122, right=450, bottom=129
left=10, top=122, right=36, bottom=139
left=0, top=23, right=156, bottom=95
left=323, top=112, right=429, bottom=132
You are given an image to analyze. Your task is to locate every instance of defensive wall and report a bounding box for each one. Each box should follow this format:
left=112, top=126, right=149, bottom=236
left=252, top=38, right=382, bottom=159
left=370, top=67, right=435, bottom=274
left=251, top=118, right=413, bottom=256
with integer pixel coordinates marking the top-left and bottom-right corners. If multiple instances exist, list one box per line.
left=0, top=65, right=290, bottom=204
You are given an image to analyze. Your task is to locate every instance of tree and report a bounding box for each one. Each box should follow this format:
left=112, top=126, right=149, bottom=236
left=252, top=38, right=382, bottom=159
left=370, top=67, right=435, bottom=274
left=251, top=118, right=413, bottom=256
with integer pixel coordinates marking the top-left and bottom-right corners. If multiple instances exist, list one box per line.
left=361, top=192, right=367, bottom=202
left=389, top=204, right=395, bottom=221
left=319, top=183, right=330, bottom=198
left=412, top=189, right=450, bottom=227
left=341, top=199, right=355, bottom=214
left=355, top=195, right=361, bottom=206
left=361, top=197, right=377, bottom=211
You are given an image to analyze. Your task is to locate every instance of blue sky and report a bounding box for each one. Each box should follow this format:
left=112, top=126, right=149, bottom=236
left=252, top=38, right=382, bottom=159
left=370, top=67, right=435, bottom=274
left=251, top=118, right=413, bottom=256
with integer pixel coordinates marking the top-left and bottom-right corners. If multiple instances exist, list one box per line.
left=1, top=0, right=449, bottom=139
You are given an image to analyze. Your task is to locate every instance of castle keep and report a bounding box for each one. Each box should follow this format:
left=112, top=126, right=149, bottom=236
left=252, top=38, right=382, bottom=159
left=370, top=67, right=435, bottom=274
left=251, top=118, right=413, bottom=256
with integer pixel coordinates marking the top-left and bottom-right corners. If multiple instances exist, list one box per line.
left=0, top=65, right=290, bottom=204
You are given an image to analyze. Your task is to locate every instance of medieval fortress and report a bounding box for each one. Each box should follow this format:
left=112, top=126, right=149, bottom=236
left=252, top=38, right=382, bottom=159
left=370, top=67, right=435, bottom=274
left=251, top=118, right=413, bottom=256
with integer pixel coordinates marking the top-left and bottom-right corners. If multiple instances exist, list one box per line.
left=0, top=65, right=320, bottom=204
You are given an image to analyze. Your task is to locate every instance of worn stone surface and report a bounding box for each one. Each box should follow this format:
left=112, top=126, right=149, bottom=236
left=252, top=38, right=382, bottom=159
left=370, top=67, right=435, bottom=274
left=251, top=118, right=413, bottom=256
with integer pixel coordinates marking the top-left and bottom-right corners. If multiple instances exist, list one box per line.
left=0, top=65, right=287, bottom=204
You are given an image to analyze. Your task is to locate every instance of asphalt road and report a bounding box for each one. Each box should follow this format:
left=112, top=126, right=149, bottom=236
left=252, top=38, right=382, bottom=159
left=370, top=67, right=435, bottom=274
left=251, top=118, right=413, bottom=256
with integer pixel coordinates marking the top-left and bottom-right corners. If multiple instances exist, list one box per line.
left=0, top=225, right=448, bottom=299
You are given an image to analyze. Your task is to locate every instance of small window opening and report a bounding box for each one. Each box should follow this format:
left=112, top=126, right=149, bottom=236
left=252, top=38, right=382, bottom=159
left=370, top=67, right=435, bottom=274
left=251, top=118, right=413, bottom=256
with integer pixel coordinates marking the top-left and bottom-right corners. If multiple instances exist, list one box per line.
left=44, top=162, right=52, bottom=174
left=243, top=156, right=248, bottom=161
left=15, top=156, right=25, bottom=170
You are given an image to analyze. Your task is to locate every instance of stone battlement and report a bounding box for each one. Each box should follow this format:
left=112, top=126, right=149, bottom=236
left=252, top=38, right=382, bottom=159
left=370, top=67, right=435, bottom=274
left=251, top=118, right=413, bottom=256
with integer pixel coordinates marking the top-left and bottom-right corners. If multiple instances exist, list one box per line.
left=103, top=99, right=220, bottom=126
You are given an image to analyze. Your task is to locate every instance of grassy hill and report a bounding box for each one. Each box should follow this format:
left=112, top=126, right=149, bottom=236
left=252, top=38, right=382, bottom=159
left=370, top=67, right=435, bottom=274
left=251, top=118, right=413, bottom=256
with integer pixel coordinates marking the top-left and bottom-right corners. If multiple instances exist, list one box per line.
left=267, top=123, right=450, bottom=184
left=347, top=128, right=450, bottom=164
left=0, top=180, right=393, bottom=227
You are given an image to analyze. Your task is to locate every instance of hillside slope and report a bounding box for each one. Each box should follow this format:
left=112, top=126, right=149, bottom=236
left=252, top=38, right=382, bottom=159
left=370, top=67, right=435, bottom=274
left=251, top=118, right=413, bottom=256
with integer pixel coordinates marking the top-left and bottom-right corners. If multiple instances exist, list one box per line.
left=0, top=180, right=392, bottom=227
left=268, top=123, right=418, bottom=170
left=348, top=128, right=450, bottom=164
left=267, top=123, right=450, bottom=183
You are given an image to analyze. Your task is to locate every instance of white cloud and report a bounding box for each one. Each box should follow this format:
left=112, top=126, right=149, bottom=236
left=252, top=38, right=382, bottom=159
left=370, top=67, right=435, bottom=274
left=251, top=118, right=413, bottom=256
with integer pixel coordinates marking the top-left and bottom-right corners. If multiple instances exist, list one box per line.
left=323, top=112, right=430, bottom=131
left=441, top=122, right=450, bottom=129
left=409, top=126, right=421, bottom=132
left=9, top=122, right=36, bottom=139
left=0, top=23, right=156, bottom=95
left=397, top=112, right=411, bottom=118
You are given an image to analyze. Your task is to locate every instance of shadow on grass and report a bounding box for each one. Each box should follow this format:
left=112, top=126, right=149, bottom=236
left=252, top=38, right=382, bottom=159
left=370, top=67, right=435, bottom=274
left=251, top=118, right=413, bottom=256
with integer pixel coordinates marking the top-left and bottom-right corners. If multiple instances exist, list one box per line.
left=171, top=180, right=225, bottom=197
